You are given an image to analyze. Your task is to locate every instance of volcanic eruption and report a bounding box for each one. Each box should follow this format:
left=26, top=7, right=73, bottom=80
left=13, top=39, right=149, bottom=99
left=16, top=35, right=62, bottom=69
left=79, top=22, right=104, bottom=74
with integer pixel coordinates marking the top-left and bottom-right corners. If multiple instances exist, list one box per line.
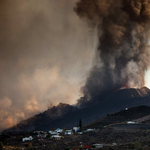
left=2, top=0, right=150, bottom=133
left=74, top=0, right=150, bottom=105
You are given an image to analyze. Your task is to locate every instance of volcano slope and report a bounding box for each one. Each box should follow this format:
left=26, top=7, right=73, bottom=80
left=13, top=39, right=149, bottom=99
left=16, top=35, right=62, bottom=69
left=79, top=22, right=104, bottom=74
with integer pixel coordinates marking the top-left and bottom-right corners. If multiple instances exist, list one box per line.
left=3, top=87, right=150, bottom=132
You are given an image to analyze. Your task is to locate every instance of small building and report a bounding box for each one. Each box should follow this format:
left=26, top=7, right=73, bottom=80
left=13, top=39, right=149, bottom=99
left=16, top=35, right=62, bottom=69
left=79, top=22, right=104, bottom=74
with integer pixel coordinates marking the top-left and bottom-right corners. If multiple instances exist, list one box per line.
left=77, top=132, right=83, bottom=135
left=55, top=128, right=63, bottom=133
left=22, top=136, right=33, bottom=142
left=73, top=127, right=79, bottom=132
left=83, top=144, right=91, bottom=149
left=49, top=131, right=59, bottom=135
left=112, top=143, right=117, bottom=146
left=65, top=129, right=73, bottom=135
left=93, top=144, right=103, bottom=148
left=51, top=135, right=64, bottom=140
left=85, top=129, right=94, bottom=132
left=127, top=121, right=136, bottom=124
left=37, top=133, right=47, bottom=138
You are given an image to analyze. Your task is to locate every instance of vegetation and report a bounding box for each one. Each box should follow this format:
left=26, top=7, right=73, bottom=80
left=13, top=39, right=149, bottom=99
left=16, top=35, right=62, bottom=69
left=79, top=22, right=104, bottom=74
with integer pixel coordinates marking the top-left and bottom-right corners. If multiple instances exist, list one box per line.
left=0, top=142, right=3, bottom=150
left=91, top=145, right=96, bottom=148
left=78, top=147, right=84, bottom=150
left=26, top=143, right=32, bottom=149
left=128, top=143, right=135, bottom=149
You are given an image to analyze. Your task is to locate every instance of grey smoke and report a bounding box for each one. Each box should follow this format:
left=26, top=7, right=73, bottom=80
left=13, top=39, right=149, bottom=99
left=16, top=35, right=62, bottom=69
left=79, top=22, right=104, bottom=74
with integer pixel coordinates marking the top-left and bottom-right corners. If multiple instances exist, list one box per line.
left=0, top=0, right=98, bottom=131
left=75, top=0, right=150, bottom=105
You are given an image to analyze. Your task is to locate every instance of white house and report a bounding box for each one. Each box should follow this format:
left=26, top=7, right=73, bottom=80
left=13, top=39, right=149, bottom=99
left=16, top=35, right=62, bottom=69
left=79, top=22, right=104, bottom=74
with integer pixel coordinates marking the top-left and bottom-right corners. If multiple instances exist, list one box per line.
left=55, top=128, right=63, bottom=133
left=73, top=127, right=79, bottom=132
left=51, top=135, right=64, bottom=140
left=49, top=131, right=59, bottom=135
left=127, top=121, right=136, bottom=124
left=22, top=136, right=33, bottom=142
left=83, top=129, right=94, bottom=133
left=37, top=133, right=47, bottom=138
left=65, top=129, right=73, bottom=135
left=112, top=143, right=117, bottom=146
left=87, top=129, right=94, bottom=132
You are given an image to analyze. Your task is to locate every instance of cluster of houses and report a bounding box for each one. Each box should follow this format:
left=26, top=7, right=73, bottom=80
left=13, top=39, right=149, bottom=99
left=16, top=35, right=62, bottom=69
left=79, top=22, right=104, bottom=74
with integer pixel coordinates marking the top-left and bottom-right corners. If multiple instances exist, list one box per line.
left=22, top=127, right=96, bottom=142
left=20, top=126, right=118, bottom=150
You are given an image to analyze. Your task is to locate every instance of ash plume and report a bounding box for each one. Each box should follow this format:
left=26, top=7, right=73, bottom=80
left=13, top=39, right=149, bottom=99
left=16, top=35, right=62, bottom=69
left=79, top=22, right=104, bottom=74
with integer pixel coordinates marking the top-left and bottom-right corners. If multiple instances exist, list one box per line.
left=0, top=0, right=98, bottom=131
left=75, top=0, right=150, bottom=105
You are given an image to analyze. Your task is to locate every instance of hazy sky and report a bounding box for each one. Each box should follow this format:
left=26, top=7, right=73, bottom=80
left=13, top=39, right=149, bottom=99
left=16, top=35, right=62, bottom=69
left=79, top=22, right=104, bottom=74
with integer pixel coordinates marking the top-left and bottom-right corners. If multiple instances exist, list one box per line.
left=0, top=0, right=150, bottom=131
left=0, top=0, right=99, bottom=131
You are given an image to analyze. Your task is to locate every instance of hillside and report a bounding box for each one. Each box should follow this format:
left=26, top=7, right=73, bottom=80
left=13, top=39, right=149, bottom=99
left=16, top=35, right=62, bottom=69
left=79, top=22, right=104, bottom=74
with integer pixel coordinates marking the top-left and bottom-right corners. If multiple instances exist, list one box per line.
left=2, top=105, right=150, bottom=150
left=84, top=105, right=150, bottom=129
left=3, top=87, right=150, bottom=132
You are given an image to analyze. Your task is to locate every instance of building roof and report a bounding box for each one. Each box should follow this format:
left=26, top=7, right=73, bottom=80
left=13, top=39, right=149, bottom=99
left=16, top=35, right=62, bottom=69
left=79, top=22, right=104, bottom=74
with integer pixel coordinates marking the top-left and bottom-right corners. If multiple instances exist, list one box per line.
left=83, top=144, right=91, bottom=148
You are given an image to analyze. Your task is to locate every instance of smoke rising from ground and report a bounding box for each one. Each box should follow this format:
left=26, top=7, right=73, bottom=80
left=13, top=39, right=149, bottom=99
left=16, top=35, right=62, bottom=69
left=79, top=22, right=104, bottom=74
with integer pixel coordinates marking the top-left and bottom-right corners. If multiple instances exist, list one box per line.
left=1, top=0, right=150, bottom=131
left=0, top=0, right=98, bottom=131
left=75, top=0, right=150, bottom=104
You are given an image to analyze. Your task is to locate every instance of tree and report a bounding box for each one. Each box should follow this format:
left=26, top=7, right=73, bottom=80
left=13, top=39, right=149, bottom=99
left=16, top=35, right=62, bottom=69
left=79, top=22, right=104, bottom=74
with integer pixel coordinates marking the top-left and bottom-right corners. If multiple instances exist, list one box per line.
left=78, top=147, right=84, bottom=150
left=0, top=142, right=3, bottom=150
left=128, top=144, right=135, bottom=149
left=79, top=118, right=82, bottom=131
left=26, top=142, right=32, bottom=149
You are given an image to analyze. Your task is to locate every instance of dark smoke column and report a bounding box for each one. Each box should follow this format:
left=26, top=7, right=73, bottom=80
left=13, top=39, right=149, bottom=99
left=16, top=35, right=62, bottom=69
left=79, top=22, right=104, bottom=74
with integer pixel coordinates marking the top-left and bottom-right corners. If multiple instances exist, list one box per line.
left=74, top=0, right=150, bottom=104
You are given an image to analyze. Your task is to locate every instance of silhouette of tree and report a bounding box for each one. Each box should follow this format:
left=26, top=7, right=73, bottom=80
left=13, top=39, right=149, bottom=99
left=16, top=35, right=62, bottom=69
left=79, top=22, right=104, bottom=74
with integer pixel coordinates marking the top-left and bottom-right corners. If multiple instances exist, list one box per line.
left=79, top=118, right=82, bottom=131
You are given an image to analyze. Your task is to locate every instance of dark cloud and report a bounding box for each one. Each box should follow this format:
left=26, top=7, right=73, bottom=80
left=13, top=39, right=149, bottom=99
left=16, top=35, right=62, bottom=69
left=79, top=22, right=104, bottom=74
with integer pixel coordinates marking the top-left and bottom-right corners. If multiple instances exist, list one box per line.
left=75, top=0, right=150, bottom=105
left=1, top=0, right=150, bottom=131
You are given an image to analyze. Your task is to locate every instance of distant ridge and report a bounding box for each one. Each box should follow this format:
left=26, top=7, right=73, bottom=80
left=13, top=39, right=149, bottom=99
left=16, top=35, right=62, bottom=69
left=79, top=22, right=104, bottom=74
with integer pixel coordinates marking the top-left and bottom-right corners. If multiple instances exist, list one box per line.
left=84, top=105, right=150, bottom=129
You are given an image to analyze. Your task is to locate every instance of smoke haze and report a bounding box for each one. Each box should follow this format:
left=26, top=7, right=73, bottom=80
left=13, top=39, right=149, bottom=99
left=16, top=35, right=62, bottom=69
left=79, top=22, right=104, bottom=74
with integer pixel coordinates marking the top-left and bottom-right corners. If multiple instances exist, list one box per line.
left=0, top=0, right=98, bottom=131
left=1, top=0, right=150, bottom=132
left=75, top=0, right=150, bottom=105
